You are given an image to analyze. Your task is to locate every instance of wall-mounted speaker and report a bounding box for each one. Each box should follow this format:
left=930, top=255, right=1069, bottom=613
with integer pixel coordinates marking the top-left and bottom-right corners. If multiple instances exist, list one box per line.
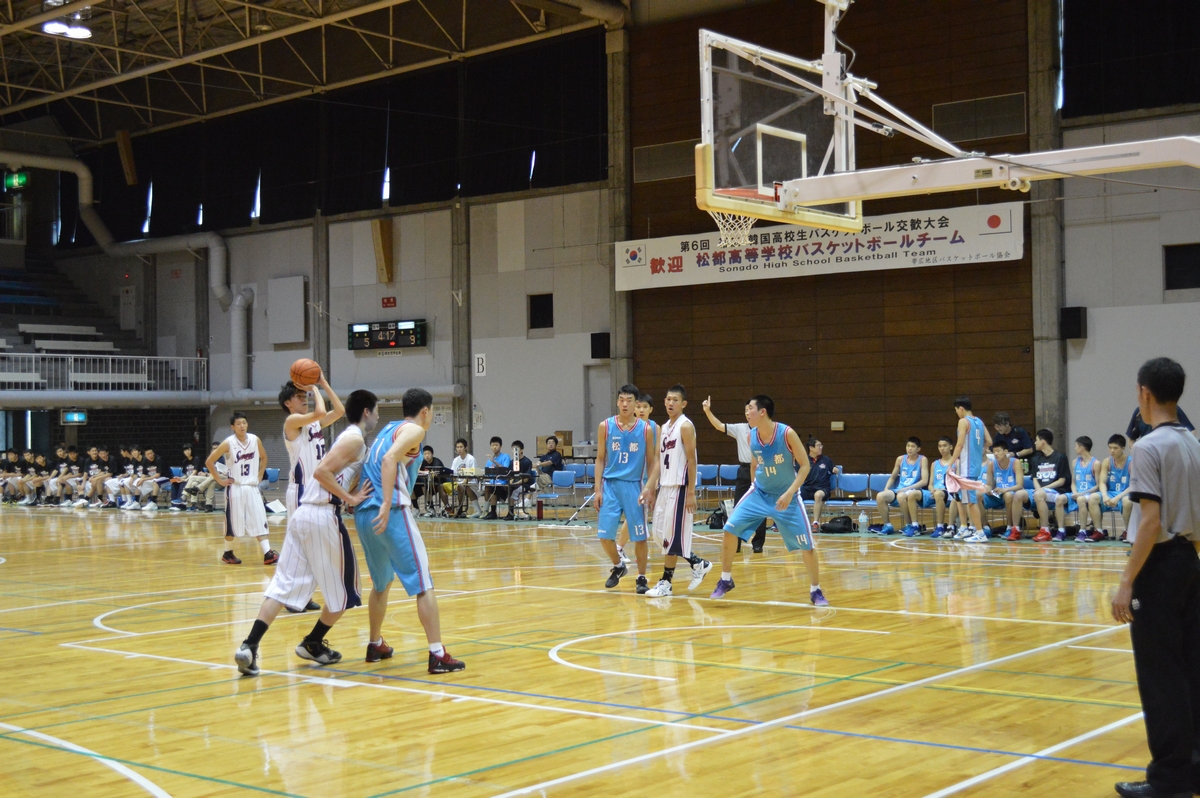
left=591, top=332, right=611, bottom=360
left=1060, top=306, right=1087, bottom=340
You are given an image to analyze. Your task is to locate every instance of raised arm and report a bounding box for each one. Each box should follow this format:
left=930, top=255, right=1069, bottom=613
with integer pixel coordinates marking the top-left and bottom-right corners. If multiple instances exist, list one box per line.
left=284, top=381, right=328, bottom=439
left=319, top=377, right=345, bottom=429
left=700, top=396, right=726, bottom=434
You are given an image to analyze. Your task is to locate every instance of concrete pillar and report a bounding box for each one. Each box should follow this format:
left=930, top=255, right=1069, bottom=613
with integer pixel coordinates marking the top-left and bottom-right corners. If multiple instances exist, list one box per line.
left=1028, top=0, right=1065, bottom=436
left=451, top=201, right=472, bottom=449
left=312, top=210, right=331, bottom=368
left=606, top=28, right=633, bottom=402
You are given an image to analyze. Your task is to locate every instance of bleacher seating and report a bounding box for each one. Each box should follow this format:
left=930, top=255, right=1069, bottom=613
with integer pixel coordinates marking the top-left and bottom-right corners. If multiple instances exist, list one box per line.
left=35, top=339, right=117, bottom=352
left=19, top=323, right=102, bottom=338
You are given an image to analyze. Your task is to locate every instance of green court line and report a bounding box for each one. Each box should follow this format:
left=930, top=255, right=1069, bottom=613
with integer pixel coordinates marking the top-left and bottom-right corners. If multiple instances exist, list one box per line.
left=0, top=733, right=308, bottom=797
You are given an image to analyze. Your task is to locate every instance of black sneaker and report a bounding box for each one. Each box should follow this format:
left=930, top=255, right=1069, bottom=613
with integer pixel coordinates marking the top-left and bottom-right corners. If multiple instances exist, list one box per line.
left=636, top=575, right=649, bottom=594
left=285, top=599, right=321, bottom=613
left=235, top=642, right=260, bottom=676
left=366, top=638, right=394, bottom=663
left=604, top=564, right=628, bottom=588
left=221, top=551, right=242, bottom=565
left=428, top=649, right=465, bottom=674
left=295, top=638, right=341, bottom=665
left=263, top=549, right=279, bottom=565
left=484, top=508, right=498, bottom=520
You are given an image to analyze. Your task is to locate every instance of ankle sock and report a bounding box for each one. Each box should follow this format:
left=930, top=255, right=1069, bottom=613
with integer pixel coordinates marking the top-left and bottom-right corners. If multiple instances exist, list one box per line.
left=721, top=572, right=732, bottom=582
left=430, top=642, right=445, bottom=656
left=246, top=619, right=269, bottom=647
left=810, top=584, right=820, bottom=592
left=259, top=537, right=271, bottom=554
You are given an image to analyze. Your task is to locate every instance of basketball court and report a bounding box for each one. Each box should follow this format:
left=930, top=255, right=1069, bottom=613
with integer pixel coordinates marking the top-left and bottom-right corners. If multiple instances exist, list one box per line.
left=1, top=510, right=1147, bottom=796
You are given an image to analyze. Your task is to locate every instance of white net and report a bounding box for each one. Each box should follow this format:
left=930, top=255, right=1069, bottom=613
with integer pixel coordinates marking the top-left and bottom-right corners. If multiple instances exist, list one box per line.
left=707, top=211, right=758, bottom=248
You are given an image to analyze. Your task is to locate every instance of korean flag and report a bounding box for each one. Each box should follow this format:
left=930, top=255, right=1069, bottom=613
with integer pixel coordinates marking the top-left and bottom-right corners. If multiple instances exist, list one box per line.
left=623, top=245, right=645, bottom=267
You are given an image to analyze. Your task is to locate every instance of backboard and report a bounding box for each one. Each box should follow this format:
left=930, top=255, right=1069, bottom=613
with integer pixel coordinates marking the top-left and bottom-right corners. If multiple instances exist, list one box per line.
left=697, top=29, right=863, bottom=234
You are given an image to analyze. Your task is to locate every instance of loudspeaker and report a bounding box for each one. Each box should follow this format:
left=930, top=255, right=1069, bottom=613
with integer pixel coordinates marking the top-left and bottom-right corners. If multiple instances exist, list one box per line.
left=1060, top=306, right=1087, bottom=340
left=591, top=332, right=610, bottom=360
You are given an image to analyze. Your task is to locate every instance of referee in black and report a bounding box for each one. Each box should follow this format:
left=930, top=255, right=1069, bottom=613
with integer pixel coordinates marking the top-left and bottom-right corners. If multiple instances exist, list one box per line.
left=702, top=396, right=767, bottom=552
left=1112, top=357, right=1200, bottom=798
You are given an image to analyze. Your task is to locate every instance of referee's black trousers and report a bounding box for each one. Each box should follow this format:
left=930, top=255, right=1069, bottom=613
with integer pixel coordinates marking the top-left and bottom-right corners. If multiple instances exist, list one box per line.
left=733, top=465, right=767, bottom=549
left=1131, top=536, right=1200, bottom=794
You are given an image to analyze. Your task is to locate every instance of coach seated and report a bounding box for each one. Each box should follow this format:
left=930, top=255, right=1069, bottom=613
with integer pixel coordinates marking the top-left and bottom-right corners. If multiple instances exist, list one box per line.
left=991, top=412, right=1034, bottom=458
left=800, top=436, right=837, bottom=531
left=534, top=435, right=564, bottom=489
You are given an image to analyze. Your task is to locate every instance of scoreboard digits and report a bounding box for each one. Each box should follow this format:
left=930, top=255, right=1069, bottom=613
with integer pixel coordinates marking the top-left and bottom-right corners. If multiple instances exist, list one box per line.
left=348, top=319, right=428, bottom=350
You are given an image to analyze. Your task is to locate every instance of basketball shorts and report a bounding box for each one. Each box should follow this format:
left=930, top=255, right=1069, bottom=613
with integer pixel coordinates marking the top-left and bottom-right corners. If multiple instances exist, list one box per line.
left=922, top=489, right=955, bottom=508
left=724, top=486, right=814, bottom=552
left=137, top=481, right=156, bottom=497
left=1025, top=487, right=1059, bottom=509
left=800, top=485, right=826, bottom=502
left=890, top=485, right=920, bottom=507
left=46, top=477, right=62, bottom=494
left=225, top=483, right=268, bottom=538
left=354, top=503, right=435, bottom=597
left=958, top=466, right=983, bottom=504
left=597, top=479, right=646, bottom=541
left=982, top=492, right=1009, bottom=510
left=285, top=482, right=298, bottom=517
left=266, top=504, right=361, bottom=613
left=652, top=485, right=692, bottom=558
left=1102, top=498, right=1125, bottom=513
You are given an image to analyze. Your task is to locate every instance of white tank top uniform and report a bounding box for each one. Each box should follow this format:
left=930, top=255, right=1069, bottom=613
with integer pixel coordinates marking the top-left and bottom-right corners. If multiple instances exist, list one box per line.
left=653, top=414, right=694, bottom=557
left=265, top=425, right=365, bottom=614
left=224, top=433, right=268, bottom=538
left=285, top=420, right=324, bottom=516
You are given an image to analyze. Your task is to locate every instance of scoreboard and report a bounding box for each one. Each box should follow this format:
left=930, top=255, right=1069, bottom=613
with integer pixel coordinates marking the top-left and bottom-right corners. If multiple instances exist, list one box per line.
left=348, top=319, right=428, bottom=351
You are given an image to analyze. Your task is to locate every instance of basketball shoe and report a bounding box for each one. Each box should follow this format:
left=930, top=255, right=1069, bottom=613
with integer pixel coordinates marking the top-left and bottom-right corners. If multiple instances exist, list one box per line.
left=710, top=578, right=735, bottom=598
left=688, top=558, right=712, bottom=590
left=428, top=649, right=465, bottom=674
left=295, top=638, right=341, bottom=665
left=366, top=639, right=394, bottom=663
left=605, top=564, right=627, bottom=588
left=234, top=643, right=260, bottom=677
left=263, top=549, right=279, bottom=565
left=645, top=579, right=673, bottom=597
left=221, top=551, right=242, bottom=565
left=810, top=588, right=830, bottom=607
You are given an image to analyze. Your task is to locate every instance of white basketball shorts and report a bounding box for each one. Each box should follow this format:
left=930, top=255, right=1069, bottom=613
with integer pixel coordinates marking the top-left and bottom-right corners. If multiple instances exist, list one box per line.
left=265, top=504, right=362, bottom=613
left=224, top=483, right=268, bottom=538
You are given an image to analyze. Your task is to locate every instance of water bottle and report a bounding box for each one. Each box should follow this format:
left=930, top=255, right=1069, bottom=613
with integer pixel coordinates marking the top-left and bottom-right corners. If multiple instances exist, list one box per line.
left=858, top=510, right=869, bottom=534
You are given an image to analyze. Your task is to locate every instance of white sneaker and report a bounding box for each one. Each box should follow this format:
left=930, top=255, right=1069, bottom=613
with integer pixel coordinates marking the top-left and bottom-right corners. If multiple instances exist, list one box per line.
left=124, top=501, right=141, bottom=511
left=88, top=500, right=102, bottom=508
left=74, top=498, right=88, bottom=508
left=616, top=546, right=631, bottom=564
left=142, top=502, right=157, bottom=512
left=645, top=579, right=673, bottom=597
left=953, top=525, right=970, bottom=540
left=688, top=559, right=712, bottom=590
left=964, top=530, right=989, bottom=543
left=467, top=510, right=481, bottom=518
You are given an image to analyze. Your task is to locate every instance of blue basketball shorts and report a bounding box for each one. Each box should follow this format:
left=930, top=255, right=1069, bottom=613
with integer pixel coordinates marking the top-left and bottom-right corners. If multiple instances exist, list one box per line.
left=597, top=479, right=647, bottom=541
left=922, top=489, right=955, bottom=508
left=354, top=503, right=434, bottom=597
left=724, top=486, right=814, bottom=552
left=982, top=492, right=1009, bottom=510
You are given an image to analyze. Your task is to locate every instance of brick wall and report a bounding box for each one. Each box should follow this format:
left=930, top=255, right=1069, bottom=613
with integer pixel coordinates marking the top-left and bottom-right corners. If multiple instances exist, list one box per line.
left=52, top=408, right=208, bottom=465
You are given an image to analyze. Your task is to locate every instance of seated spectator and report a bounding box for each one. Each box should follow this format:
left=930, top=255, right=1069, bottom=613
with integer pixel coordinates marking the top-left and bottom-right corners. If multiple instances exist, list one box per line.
left=921, top=437, right=962, bottom=538
left=137, top=447, right=172, bottom=512
left=800, top=436, right=835, bottom=531
left=509, top=440, right=535, bottom=520
left=86, top=445, right=112, bottom=508
left=1053, top=436, right=1102, bottom=542
left=1015, top=429, right=1070, bottom=541
left=482, top=436, right=513, bottom=520
left=413, top=445, right=447, bottom=517
left=183, top=441, right=223, bottom=512
left=169, top=443, right=200, bottom=508
left=534, top=435, right=564, bottom=489
left=991, top=412, right=1034, bottom=458
left=45, top=444, right=70, bottom=505
left=0, top=449, right=19, bottom=503
left=449, top=438, right=480, bottom=518
left=875, top=437, right=928, bottom=536
left=984, top=439, right=1025, bottom=541
left=1127, top=405, right=1197, bottom=441
left=1099, top=434, right=1133, bottom=537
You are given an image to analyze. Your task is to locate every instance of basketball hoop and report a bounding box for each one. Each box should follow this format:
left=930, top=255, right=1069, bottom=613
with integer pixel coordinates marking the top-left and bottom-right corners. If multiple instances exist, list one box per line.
left=707, top=210, right=758, bottom=248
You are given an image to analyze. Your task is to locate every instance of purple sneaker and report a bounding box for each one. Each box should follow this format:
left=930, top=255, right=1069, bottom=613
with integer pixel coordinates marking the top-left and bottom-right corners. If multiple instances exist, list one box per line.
left=709, top=578, right=735, bottom=599
left=810, top=588, right=829, bottom=607
left=1053, top=529, right=1066, bottom=542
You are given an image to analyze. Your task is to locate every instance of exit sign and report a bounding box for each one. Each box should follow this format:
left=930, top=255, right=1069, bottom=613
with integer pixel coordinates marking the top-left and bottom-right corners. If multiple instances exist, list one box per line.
left=381, top=296, right=396, bottom=308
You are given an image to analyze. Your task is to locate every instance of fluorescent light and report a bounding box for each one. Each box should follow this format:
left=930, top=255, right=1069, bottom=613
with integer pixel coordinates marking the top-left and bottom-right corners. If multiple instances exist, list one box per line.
left=381, top=166, right=390, bottom=201
left=529, top=150, right=537, bottom=181
left=42, top=20, right=68, bottom=34
left=65, top=24, right=91, bottom=38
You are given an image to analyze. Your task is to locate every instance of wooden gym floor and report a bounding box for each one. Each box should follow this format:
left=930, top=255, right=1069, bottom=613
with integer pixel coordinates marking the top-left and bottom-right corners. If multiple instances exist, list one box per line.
left=0, top=505, right=1149, bottom=797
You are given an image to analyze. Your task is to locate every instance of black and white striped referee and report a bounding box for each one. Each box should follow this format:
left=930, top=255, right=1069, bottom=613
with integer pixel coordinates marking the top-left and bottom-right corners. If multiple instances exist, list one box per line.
left=1112, top=357, right=1200, bottom=798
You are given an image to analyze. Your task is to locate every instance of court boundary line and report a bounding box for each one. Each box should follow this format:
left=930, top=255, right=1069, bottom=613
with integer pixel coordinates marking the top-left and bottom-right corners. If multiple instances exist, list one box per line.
left=0, top=720, right=173, bottom=798
left=487, top=623, right=1125, bottom=797
left=1070, top=645, right=1133, bottom=654
left=920, top=711, right=1145, bottom=797
left=517, top=583, right=1115, bottom=628
left=547, top=624, right=888, bottom=682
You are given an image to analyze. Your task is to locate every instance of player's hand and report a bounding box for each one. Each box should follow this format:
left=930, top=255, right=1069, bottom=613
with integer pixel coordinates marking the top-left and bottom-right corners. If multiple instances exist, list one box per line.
left=684, top=490, right=697, bottom=514
left=347, top=481, right=373, bottom=508
left=1111, top=582, right=1134, bottom=624
left=593, top=487, right=603, bottom=511
left=373, top=506, right=390, bottom=535
left=640, top=487, right=655, bottom=513
left=775, top=490, right=795, bottom=512
left=702, top=396, right=711, bottom=411
left=318, top=374, right=331, bottom=390
left=216, top=475, right=231, bottom=488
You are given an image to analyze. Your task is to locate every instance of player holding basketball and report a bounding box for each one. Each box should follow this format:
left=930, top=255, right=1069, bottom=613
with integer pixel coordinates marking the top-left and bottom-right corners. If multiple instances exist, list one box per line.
left=355, top=388, right=466, bottom=673
left=595, top=384, right=660, bottom=594
left=710, top=394, right=828, bottom=606
left=207, top=413, right=277, bottom=566
left=281, top=372, right=345, bottom=516
left=234, top=390, right=377, bottom=675
left=645, top=384, right=711, bottom=597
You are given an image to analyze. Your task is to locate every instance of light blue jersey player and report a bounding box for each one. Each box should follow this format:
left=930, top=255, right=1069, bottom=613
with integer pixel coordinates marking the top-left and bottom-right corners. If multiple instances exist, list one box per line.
left=615, top=394, right=660, bottom=558
left=951, top=397, right=989, bottom=541
left=922, top=437, right=963, bottom=538
left=1055, top=436, right=1102, bottom=539
left=710, top=394, right=828, bottom=607
left=595, top=384, right=659, bottom=594
left=353, top=388, right=465, bottom=674
left=984, top=439, right=1025, bottom=540
left=876, top=438, right=928, bottom=536
left=1100, top=433, right=1133, bottom=530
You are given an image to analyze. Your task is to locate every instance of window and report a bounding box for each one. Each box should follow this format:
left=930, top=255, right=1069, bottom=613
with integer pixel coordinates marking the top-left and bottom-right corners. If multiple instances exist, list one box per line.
left=142, top=181, right=153, bottom=234
left=1165, top=244, right=1200, bottom=291
left=250, top=171, right=262, bottom=220
left=529, top=293, right=554, bottom=330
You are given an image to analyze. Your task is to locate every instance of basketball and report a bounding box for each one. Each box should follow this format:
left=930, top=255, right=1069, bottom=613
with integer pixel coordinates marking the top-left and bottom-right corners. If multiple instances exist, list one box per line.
left=290, top=358, right=322, bottom=388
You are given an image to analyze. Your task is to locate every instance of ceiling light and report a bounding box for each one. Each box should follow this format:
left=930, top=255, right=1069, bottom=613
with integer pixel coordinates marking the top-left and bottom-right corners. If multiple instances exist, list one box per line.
left=41, top=20, right=69, bottom=34
left=65, top=24, right=92, bottom=38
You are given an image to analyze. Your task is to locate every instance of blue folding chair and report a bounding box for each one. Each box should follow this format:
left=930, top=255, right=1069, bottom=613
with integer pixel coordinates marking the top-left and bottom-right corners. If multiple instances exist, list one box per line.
left=543, top=469, right=581, bottom=520
left=708, top=464, right=735, bottom=503
left=826, top=473, right=868, bottom=515
left=855, top=474, right=893, bottom=522
left=258, top=467, right=279, bottom=494
left=696, top=464, right=719, bottom=507
left=579, top=463, right=595, bottom=492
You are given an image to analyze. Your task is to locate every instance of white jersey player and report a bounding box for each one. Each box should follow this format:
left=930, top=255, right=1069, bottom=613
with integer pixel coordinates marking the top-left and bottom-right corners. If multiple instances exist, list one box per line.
left=280, top=375, right=345, bottom=516
left=207, top=413, right=276, bottom=566
left=646, top=385, right=711, bottom=597
left=234, top=390, right=378, bottom=677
